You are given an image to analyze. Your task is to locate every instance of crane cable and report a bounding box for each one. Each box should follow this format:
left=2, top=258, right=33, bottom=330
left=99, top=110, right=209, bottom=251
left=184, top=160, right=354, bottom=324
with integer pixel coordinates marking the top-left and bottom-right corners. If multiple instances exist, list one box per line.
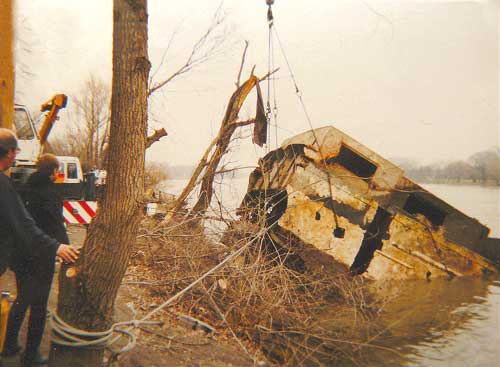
left=266, top=1, right=272, bottom=153
left=266, top=1, right=278, bottom=152
left=264, top=2, right=343, bottom=234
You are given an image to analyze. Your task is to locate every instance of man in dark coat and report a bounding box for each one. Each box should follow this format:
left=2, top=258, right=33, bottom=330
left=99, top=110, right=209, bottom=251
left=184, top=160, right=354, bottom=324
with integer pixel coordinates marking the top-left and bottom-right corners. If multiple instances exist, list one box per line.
left=0, top=129, right=78, bottom=366
left=8, top=154, right=71, bottom=366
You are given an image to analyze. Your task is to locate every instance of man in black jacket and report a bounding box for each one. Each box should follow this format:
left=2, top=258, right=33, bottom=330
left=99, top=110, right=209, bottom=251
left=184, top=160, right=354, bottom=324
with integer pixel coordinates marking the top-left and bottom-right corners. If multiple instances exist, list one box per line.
left=10, top=153, right=73, bottom=366
left=0, top=129, right=78, bottom=365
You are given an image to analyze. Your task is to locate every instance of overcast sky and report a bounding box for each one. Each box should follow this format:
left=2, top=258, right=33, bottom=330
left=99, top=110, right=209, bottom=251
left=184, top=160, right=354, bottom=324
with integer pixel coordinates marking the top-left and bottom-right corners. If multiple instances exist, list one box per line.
left=15, top=0, right=499, bottom=168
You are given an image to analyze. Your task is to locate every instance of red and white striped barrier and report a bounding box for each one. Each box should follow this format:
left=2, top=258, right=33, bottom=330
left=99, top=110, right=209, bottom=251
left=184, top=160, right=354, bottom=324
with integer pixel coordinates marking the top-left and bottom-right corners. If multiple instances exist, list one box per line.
left=63, top=201, right=97, bottom=224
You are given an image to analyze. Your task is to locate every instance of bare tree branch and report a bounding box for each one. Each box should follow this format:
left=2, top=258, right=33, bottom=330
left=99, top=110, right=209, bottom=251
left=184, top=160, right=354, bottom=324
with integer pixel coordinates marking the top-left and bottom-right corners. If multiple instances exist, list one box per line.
left=49, top=76, right=110, bottom=170
left=149, top=25, right=182, bottom=87
left=259, top=67, right=279, bottom=82
left=214, top=165, right=256, bottom=176
left=231, top=118, right=255, bottom=128
left=146, top=128, right=168, bottom=148
left=362, top=1, right=395, bottom=39
left=163, top=69, right=270, bottom=225
left=148, top=2, right=228, bottom=96
left=235, top=41, right=249, bottom=88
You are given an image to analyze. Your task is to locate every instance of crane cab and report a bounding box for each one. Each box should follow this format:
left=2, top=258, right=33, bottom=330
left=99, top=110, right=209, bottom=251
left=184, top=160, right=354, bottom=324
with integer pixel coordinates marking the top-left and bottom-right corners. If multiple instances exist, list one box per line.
left=55, top=156, right=84, bottom=199
left=13, top=104, right=41, bottom=165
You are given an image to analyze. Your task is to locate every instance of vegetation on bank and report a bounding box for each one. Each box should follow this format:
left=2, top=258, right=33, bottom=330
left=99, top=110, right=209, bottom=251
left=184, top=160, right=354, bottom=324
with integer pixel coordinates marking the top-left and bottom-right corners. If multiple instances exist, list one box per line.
left=124, top=216, right=388, bottom=366
left=395, top=149, right=500, bottom=185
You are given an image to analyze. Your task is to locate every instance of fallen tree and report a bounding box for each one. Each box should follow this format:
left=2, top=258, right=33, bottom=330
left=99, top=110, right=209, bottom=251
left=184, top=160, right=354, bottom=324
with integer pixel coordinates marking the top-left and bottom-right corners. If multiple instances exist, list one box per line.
left=163, top=43, right=275, bottom=225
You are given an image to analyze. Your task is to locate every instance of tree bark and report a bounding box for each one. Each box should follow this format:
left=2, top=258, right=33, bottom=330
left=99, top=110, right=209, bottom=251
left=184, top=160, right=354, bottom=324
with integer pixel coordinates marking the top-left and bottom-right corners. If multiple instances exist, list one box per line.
left=49, top=1, right=149, bottom=366
left=146, top=128, right=168, bottom=148
left=0, top=0, right=14, bottom=130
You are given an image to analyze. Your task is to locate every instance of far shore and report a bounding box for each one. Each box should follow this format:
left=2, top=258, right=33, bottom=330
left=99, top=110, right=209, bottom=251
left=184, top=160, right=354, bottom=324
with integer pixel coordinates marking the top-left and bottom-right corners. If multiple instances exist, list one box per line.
left=415, top=179, right=500, bottom=187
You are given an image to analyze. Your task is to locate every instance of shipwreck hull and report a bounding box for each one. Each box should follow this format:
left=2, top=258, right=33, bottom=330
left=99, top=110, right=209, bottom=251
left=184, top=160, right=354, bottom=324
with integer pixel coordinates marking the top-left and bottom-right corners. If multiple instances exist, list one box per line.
left=239, top=126, right=498, bottom=280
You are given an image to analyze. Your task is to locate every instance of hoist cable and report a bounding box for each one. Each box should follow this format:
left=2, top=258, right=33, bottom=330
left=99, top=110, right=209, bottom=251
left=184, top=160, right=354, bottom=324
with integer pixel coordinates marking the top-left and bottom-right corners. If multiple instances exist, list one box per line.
left=272, top=25, right=341, bottom=230
left=265, top=2, right=280, bottom=151
left=271, top=29, right=278, bottom=149
left=266, top=3, right=274, bottom=153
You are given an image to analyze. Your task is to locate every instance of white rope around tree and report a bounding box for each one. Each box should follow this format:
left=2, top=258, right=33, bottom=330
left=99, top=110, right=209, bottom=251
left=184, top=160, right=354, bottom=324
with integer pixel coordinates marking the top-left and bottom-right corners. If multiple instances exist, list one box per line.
left=49, top=225, right=270, bottom=358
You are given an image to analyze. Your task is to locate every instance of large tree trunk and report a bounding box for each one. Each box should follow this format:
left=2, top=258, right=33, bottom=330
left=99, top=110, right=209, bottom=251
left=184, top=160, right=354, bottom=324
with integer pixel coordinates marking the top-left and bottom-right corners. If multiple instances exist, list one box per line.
left=49, top=1, right=149, bottom=366
left=0, top=0, right=14, bottom=130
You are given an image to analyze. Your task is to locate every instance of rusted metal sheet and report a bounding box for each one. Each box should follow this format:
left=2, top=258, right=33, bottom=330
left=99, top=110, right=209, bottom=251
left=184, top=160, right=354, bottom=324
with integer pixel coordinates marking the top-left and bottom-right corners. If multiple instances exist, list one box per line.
left=238, top=126, right=499, bottom=280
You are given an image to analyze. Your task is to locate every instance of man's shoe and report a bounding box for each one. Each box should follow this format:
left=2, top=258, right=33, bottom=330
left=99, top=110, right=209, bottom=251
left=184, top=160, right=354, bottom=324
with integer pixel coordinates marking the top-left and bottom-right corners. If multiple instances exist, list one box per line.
left=32, top=353, right=48, bottom=365
left=22, top=352, right=48, bottom=366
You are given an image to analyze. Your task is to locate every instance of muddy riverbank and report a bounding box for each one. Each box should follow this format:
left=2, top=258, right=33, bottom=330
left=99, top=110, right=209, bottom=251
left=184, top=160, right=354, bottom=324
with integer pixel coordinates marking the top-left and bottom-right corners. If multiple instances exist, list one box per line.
left=0, top=225, right=259, bottom=367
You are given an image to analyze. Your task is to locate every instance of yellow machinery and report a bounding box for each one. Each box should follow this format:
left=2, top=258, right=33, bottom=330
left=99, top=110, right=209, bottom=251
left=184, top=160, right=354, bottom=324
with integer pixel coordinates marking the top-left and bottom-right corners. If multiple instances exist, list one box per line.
left=38, top=93, right=68, bottom=147
left=0, top=291, right=12, bottom=351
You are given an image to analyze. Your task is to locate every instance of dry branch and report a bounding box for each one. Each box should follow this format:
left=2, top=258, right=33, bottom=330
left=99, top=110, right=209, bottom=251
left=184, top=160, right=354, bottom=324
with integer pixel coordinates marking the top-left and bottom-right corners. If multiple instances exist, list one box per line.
left=162, top=74, right=260, bottom=226
left=148, top=3, right=228, bottom=96
left=146, top=128, right=168, bottom=148
left=236, top=41, right=249, bottom=88
left=128, top=217, right=383, bottom=366
left=162, top=43, right=272, bottom=226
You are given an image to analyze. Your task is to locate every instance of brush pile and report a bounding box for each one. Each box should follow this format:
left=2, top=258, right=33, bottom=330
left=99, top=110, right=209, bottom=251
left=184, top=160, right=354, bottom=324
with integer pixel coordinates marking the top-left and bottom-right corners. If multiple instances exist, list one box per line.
left=124, top=213, right=387, bottom=366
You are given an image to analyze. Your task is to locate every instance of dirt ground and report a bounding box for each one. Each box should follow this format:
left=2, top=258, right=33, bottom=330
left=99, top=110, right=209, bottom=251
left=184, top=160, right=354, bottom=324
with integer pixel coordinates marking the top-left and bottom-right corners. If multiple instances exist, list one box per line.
left=0, top=224, right=261, bottom=367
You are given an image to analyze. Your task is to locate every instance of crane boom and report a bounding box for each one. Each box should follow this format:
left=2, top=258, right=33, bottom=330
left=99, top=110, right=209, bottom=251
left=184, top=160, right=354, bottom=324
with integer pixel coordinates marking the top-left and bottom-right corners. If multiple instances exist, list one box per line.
left=38, top=93, right=68, bottom=146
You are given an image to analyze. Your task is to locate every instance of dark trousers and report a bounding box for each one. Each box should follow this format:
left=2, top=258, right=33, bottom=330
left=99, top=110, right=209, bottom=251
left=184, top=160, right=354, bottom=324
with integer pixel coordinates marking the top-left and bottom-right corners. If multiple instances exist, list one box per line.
left=3, top=267, right=54, bottom=361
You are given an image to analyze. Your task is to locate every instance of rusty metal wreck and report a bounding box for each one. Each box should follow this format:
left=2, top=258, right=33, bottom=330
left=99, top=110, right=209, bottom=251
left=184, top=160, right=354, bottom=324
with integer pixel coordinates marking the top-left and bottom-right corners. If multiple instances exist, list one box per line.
left=238, top=126, right=500, bottom=280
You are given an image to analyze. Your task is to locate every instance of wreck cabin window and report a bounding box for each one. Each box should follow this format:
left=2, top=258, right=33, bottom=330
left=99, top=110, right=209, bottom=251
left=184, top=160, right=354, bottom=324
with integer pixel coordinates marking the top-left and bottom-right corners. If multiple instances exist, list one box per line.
left=403, top=194, right=447, bottom=226
left=326, top=144, right=378, bottom=181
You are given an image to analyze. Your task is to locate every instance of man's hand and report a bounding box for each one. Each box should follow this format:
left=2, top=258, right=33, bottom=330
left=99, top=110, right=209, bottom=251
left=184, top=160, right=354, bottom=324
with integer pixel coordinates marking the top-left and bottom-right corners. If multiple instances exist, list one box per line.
left=56, top=244, right=80, bottom=263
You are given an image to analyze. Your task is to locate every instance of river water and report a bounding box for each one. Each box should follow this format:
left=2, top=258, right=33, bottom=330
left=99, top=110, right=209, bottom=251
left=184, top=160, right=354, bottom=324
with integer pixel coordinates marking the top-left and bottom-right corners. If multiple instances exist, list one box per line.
left=162, top=180, right=500, bottom=366
left=383, top=184, right=500, bottom=367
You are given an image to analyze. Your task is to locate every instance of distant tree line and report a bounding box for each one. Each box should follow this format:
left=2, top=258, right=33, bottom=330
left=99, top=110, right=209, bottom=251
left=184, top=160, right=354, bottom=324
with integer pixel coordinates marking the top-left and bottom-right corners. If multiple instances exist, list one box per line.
left=396, top=150, right=500, bottom=185
left=45, top=76, right=169, bottom=191
left=47, top=76, right=110, bottom=172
